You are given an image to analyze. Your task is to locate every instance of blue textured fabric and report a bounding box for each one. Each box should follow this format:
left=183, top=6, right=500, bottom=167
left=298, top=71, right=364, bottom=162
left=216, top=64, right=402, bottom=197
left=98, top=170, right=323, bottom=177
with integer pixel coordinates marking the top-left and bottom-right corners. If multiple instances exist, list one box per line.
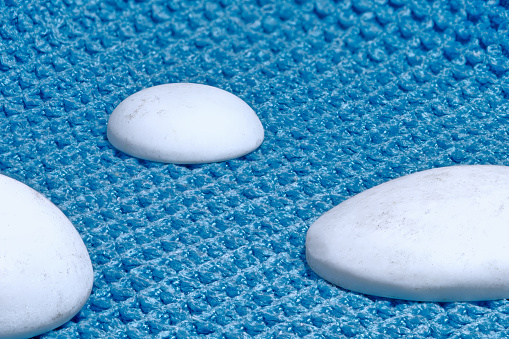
left=2, top=0, right=509, bottom=337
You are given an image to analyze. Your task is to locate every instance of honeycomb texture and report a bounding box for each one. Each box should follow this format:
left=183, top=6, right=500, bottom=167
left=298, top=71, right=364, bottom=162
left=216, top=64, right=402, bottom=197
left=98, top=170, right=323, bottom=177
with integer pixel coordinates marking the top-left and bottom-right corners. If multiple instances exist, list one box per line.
left=2, top=0, right=509, bottom=337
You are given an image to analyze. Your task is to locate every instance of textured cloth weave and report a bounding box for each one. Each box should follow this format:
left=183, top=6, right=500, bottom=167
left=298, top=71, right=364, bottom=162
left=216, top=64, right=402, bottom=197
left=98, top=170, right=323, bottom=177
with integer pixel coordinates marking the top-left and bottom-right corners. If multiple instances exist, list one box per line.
left=2, top=0, right=509, bottom=337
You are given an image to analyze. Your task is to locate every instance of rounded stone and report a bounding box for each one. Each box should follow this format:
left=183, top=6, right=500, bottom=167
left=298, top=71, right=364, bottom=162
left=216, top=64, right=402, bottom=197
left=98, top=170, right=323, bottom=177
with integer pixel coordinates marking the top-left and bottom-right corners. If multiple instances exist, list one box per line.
left=107, top=83, right=264, bottom=164
left=306, top=165, right=509, bottom=301
left=0, top=175, right=93, bottom=339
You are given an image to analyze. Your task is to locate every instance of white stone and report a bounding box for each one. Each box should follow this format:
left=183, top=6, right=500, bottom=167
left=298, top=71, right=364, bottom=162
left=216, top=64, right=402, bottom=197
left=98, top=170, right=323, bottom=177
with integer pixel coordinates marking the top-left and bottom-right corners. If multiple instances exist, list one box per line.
left=107, top=83, right=264, bottom=164
left=306, top=165, right=509, bottom=302
left=0, top=175, right=93, bottom=339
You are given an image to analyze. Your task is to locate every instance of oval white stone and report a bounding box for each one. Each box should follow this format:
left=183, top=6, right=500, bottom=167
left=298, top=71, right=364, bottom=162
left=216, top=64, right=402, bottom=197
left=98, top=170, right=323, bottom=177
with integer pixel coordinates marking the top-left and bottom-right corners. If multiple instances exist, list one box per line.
left=0, top=175, right=93, bottom=339
left=306, top=165, right=509, bottom=301
left=107, top=83, right=264, bottom=164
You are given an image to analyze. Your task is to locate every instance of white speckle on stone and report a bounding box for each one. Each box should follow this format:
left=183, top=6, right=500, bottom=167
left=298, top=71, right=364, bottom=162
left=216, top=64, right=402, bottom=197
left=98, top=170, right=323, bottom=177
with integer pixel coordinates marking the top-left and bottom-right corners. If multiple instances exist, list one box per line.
left=306, top=165, right=509, bottom=302
left=107, top=83, right=264, bottom=164
left=0, top=174, right=93, bottom=339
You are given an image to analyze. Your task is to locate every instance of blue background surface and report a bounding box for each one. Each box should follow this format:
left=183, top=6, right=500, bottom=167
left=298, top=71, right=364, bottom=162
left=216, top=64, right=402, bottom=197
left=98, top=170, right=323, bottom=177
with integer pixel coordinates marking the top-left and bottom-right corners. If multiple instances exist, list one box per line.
left=2, top=0, right=509, bottom=337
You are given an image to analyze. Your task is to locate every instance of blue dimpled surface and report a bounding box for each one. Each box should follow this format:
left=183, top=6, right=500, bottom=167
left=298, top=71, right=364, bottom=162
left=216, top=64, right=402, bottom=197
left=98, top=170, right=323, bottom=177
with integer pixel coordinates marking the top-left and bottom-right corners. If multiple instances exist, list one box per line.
left=2, top=0, right=509, bottom=337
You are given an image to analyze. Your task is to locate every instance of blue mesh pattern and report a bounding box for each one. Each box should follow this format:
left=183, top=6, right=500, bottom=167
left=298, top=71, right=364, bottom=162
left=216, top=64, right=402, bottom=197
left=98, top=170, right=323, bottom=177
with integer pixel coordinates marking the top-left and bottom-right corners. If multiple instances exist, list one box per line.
left=2, top=0, right=509, bottom=337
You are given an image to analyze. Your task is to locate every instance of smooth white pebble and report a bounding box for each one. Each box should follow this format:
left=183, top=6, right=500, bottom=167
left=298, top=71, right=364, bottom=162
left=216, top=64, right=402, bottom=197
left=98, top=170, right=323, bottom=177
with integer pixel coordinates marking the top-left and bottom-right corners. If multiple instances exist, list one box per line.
left=107, top=83, right=264, bottom=164
left=306, top=165, right=509, bottom=301
left=0, top=175, right=93, bottom=339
